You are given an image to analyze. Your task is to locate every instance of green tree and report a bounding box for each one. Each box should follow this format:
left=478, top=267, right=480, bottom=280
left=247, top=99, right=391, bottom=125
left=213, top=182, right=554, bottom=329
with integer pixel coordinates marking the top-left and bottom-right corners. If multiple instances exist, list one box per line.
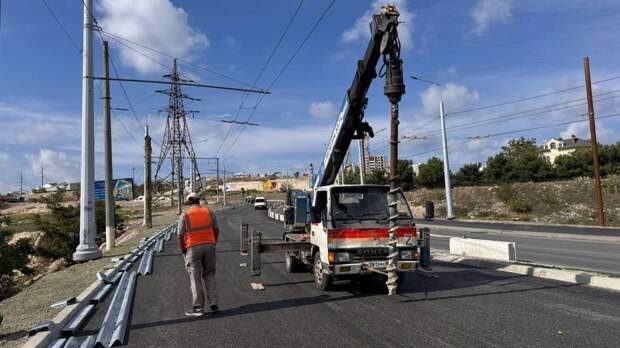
left=0, top=216, right=34, bottom=300
left=366, top=168, right=388, bottom=185
left=553, top=148, right=592, bottom=178
left=484, top=137, right=553, bottom=183
left=416, top=157, right=444, bottom=188
left=343, top=167, right=361, bottom=185
left=453, top=163, right=483, bottom=186
left=397, top=160, right=415, bottom=191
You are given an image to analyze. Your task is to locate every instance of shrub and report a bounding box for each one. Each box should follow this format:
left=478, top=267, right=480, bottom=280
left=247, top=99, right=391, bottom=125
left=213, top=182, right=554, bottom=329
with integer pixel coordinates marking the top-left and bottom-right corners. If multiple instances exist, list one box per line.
left=497, top=184, right=532, bottom=213
left=0, top=218, right=34, bottom=300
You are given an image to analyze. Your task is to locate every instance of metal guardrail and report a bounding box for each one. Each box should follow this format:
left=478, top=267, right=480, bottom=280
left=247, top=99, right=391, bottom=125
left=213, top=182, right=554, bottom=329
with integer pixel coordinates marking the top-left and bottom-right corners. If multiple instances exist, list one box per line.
left=95, top=271, right=138, bottom=347
left=138, top=249, right=154, bottom=275
left=28, top=224, right=176, bottom=348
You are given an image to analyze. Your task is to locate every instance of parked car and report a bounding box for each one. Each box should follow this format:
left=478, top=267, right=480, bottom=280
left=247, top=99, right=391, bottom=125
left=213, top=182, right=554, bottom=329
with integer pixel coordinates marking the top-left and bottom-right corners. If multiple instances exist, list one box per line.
left=254, top=196, right=267, bottom=209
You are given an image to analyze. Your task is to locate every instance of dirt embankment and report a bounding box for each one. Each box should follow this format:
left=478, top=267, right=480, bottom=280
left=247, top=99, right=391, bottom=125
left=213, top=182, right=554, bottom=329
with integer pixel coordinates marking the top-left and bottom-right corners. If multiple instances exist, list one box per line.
left=405, top=175, right=620, bottom=226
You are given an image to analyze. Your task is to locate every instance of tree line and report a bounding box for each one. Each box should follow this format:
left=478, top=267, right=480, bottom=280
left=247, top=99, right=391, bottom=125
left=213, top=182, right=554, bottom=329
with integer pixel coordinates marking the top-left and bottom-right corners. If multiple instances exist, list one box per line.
left=346, top=138, right=620, bottom=190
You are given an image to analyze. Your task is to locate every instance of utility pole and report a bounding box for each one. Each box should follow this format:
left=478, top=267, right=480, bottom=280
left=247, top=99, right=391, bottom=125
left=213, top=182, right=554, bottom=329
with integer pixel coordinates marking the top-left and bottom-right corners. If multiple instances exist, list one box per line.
left=19, top=171, right=23, bottom=196
left=216, top=157, right=220, bottom=204
left=222, top=160, right=227, bottom=207
left=439, top=102, right=454, bottom=219
left=73, top=0, right=101, bottom=262
left=41, top=167, right=44, bottom=189
left=132, top=167, right=135, bottom=183
left=143, top=126, right=152, bottom=228
left=358, top=138, right=366, bottom=184
left=103, top=40, right=115, bottom=251
left=584, top=57, right=605, bottom=226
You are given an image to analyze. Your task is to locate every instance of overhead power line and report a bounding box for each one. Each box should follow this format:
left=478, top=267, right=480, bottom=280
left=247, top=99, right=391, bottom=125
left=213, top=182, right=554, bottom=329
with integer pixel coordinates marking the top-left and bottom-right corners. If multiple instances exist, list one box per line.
left=215, top=0, right=306, bottom=155
left=221, top=0, right=336, bottom=156
left=447, top=74, right=620, bottom=116
left=42, top=0, right=81, bottom=53
left=100, top=30, right=257, bottom=89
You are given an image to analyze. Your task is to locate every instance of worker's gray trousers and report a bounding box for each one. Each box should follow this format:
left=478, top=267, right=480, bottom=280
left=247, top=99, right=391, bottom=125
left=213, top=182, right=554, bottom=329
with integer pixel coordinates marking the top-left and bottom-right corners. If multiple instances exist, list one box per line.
left=185, top=243, right=217, bottom=308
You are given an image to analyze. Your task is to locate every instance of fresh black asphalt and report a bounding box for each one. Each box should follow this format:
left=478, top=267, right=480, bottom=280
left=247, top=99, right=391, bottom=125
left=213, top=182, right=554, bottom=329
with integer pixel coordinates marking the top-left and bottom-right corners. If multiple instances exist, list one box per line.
left=75, top=206, right=620, bottom=347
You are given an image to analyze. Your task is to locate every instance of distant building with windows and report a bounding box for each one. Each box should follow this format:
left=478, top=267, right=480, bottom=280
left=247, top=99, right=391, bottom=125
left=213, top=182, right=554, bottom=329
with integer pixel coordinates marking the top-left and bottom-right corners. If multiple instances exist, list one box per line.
left=539, top=135, right=590, bottom=164
left=365, top=155, right=386, bottom=172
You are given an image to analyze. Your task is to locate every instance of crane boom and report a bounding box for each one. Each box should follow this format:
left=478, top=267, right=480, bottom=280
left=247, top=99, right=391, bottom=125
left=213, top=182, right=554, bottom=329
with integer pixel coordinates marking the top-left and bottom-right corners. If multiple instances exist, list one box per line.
left=312, top=6, right=404, bottom=189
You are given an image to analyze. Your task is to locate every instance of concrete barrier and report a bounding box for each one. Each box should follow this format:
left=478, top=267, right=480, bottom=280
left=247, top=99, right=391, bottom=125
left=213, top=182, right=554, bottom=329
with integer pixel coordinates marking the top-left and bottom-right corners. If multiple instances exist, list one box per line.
left=449, top=237, right=516, bottom=262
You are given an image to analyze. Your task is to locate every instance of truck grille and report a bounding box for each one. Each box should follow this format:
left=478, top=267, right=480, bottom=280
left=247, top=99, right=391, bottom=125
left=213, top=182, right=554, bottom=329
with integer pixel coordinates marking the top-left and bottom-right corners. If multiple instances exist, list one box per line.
left=350, top=247, right=389, bottom=261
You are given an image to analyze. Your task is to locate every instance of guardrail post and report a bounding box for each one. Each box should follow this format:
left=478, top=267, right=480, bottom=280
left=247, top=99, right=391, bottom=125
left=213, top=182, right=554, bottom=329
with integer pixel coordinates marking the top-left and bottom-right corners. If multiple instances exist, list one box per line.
left=250, top=230, right=262, bottom=276
left=240, top=223, right=249, bottom=255
left=419, top=227, right=430, bottom=267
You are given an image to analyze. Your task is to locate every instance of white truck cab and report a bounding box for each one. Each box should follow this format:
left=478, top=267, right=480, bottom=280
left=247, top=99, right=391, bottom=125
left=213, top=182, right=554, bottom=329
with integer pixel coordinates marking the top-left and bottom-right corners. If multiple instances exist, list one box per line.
left=285, top=184, right=421, bottom=290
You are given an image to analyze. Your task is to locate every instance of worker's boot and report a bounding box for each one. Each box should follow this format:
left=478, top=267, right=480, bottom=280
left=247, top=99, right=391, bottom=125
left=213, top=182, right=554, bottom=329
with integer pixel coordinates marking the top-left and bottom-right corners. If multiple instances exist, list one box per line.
left=185, top=306, right=204, bottom=317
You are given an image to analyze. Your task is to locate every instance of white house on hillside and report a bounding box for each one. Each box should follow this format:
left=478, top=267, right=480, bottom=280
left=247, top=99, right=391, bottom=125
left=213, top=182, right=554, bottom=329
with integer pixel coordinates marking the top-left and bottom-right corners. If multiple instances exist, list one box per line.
left=539, top=135, right=590, bottom=164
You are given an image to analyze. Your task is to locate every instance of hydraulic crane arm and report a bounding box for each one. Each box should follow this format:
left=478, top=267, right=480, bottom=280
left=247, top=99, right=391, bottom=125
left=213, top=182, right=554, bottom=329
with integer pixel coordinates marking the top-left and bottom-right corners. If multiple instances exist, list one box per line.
left=312, top=5, right=405, bottom=190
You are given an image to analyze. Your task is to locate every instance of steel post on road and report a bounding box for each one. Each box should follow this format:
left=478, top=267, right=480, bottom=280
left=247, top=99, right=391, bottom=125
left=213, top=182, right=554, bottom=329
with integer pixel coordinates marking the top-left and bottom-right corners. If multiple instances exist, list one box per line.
left=74, top=0, right=101, bottom=261
left=583, top=57, right=605, bottom=227
left=358, top=137, right=366, bottom=184
left=143, top=126, right=152, bottom=228
left=439, top=102, right=454, bottom=220
left=103, top=41, right=115, bottom=251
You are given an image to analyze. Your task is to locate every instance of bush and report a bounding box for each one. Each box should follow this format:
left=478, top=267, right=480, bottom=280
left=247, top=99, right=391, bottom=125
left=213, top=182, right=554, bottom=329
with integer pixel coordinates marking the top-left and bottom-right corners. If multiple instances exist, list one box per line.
left=0, top=217, right=34, bottom=300
left=34, top=191, right=126, bottom=261
left=497, top=184, right=532, bottom=213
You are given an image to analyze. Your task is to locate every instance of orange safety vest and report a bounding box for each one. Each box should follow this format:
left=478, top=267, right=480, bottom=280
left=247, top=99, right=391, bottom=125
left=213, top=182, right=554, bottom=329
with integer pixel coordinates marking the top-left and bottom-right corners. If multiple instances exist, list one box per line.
left=184, top=207, right=216, bottom=248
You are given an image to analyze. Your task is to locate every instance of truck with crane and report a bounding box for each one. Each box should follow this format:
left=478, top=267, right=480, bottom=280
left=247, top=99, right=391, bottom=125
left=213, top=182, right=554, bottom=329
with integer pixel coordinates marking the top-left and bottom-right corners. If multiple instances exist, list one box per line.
left=249, top=4, right=430, bottom=292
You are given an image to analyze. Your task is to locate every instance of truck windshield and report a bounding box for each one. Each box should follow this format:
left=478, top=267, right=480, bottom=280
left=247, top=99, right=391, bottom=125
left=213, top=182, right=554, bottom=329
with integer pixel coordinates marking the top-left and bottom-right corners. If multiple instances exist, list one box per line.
left=255, top=198, right=265, bottom=203
left=331, top=187, right=389, bottom=222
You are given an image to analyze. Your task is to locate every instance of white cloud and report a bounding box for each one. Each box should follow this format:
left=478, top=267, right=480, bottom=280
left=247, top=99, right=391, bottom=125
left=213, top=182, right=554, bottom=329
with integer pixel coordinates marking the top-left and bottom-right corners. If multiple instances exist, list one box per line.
left=0, top=152, right=14, bottom=193
left=25, top=149, right=79, bottom=184
left=309, top=101, right=336, bottom=118
left=99, top=0, right=209, bottom=74
left=342, top=0, right=414, bottom=49
left=561, top=120, right=618, bottom=144
left=419, top=83, right=480, bottom=119
left=470, top=0, right=513, bottom=36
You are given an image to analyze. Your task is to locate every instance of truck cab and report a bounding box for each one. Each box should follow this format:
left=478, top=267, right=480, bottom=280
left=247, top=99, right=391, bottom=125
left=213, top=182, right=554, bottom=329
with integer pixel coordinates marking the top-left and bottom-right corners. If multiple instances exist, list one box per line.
left=289, top=184, right=423, bottom=290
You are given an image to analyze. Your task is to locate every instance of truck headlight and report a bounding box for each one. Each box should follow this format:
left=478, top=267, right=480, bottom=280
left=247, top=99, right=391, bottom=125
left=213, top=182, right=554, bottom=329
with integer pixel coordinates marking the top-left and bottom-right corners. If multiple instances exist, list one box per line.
left=400, top=249, right=413, bottom=260
left=336, top=252, right=350, bottom=262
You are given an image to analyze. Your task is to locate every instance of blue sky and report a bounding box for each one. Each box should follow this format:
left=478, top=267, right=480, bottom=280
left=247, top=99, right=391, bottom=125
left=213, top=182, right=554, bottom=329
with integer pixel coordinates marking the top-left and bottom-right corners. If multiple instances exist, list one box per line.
left=1, top=0, right=620, bottom=193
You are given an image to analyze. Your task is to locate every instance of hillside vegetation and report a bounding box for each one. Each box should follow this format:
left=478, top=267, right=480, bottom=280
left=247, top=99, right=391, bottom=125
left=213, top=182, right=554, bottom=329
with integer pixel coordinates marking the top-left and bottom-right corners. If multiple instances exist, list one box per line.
left=406, top=175, right=620, bottom=226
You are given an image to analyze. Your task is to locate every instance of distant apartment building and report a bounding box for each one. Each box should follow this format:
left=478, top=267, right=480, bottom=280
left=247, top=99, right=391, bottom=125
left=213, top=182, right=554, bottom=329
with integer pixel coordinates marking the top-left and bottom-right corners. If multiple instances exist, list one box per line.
left=365, top=155, right=386, bottom=172
left=539, top=135, right=590, bottom=164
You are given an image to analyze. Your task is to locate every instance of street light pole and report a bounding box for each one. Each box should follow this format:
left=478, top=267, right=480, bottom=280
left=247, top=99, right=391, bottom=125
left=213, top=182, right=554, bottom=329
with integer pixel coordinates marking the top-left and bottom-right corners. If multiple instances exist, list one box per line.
left=439, top=102, right=454, bottom=219
left=73, top=0, right=102, bottom=262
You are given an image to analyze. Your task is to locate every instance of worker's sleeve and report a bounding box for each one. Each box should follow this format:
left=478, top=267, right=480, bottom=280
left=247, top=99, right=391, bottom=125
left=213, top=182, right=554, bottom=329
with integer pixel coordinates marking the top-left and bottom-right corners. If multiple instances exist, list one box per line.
left=177, top=213, right=187, bottom=253
left=210, top=209, right=219, bottom=243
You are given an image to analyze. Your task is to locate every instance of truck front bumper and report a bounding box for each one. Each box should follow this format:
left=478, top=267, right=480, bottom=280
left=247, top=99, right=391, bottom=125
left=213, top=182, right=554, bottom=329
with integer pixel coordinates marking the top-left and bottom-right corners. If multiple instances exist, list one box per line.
left=328, top=261, right=418, bottom=276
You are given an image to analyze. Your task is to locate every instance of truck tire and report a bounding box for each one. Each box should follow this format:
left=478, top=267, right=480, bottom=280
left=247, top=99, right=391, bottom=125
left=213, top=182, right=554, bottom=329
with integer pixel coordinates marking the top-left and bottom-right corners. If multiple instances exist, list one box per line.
left=313, top=253, right=333, bottom=291
left=285, top=252, right=302, bottom=273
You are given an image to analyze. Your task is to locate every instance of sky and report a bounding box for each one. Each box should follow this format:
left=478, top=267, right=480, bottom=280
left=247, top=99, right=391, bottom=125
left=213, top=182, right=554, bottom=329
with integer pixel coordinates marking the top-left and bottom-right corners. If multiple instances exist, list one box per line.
left=1, top=0, right=620, bottom=193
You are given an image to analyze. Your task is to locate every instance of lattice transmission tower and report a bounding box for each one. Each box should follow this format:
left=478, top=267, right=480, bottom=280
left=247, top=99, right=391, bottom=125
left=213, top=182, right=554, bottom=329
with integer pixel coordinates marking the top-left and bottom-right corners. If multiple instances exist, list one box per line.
left=154, top=59, right=202, bottom=213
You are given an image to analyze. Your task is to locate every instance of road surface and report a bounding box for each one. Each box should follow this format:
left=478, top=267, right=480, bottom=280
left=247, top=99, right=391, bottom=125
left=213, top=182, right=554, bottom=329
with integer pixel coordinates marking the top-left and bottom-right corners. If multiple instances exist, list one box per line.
left=418, top=222, right=620, bottom=276
left=76, top=205, right=620, bottom=347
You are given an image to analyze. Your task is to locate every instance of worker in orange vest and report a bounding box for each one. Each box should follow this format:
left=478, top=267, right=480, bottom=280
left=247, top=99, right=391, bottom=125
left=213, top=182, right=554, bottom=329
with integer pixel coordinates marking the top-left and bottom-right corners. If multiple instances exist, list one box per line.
left=177, top=192, right=219, bottom=316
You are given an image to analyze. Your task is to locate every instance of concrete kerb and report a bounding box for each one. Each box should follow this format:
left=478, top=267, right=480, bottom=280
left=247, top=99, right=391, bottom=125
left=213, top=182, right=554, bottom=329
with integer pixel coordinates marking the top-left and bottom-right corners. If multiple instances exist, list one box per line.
left=22, top=224, right=175, bottom=348
left=424, top=224, right=620, bottom=243
left=431, top=251, right=620, bottom=293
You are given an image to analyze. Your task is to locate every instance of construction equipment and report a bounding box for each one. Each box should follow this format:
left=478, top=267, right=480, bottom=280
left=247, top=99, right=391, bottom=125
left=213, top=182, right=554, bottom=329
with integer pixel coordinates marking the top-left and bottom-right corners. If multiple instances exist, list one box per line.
left=246, top=4, right=430, bottom=292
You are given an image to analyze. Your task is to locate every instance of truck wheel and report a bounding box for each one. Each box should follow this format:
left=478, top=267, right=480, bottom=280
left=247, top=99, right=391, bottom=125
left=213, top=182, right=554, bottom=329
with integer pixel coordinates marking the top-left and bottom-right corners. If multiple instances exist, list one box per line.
left=313, top=253, right=333, bottom=291
left=285, top=252, right=301, bottom=273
